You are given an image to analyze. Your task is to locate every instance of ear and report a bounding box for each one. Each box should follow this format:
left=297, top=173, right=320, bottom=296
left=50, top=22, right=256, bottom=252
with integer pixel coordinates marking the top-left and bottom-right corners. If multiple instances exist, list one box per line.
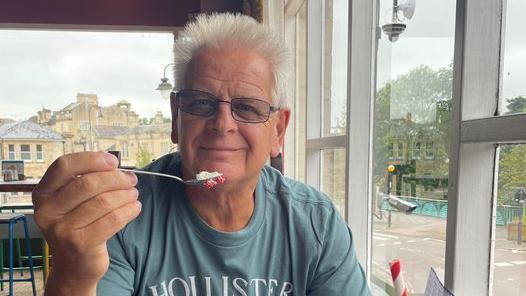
left=170, top=92, right=179, bottom=144
left=270, top=108, right=291, bottom=158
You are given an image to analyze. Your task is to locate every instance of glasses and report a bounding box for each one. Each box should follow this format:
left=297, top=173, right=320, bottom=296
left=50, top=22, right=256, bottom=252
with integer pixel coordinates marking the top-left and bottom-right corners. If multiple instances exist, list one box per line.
left=174, top=89, right=280, bottom=123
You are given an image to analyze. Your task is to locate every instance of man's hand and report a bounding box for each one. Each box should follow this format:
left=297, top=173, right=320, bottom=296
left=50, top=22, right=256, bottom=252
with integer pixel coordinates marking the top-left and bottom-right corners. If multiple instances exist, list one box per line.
left=32, top=152, right=141, bottom=295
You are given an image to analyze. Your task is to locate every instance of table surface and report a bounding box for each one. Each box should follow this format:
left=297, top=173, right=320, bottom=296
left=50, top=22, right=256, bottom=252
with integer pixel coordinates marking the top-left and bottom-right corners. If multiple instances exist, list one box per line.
left=0, top=179, right=40, bottom=192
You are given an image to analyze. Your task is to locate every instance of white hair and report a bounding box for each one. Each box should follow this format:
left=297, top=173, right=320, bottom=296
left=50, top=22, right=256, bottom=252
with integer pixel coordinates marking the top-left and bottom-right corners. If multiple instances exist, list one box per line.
left=173, top=13, right=291, bottom=107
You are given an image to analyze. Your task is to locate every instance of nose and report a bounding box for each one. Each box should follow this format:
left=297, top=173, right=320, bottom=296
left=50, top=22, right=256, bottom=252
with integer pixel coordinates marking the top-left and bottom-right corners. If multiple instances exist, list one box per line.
left=209, top=101, right=237, bottom=135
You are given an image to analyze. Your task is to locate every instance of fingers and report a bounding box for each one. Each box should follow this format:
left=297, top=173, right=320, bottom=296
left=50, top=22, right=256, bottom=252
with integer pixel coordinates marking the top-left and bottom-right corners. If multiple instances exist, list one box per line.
left=62, top=188, right=139, bottom=229
left=76, top=200, right=142, bottom=248
left=48, top=170, right=137, bottom=215
left=35, top=152, right=118, bottom=197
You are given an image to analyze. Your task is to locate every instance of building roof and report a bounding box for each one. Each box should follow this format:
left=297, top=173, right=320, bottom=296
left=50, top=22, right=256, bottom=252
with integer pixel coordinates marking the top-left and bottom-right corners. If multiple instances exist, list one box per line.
left=0, top=118, right=15, bottom=127
left=93, top=123, right=171, bottom=138
left=131, top=122, right=171, bottom=134
left=59, top=102, right=79, bottom=112
left=0, top=120, right=64, bottom=140
left=92, top=125, right=131, bottom=138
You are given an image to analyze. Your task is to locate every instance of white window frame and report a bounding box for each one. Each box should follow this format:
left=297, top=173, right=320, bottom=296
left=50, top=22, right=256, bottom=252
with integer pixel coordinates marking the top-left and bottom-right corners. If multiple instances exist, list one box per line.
left=444, top=0, right=526, bottom=294
left=283, top=0, right=377, bottom=280
left=281, top=0, right=525, bottom=293
left=345, top=0, right=377, bottom=279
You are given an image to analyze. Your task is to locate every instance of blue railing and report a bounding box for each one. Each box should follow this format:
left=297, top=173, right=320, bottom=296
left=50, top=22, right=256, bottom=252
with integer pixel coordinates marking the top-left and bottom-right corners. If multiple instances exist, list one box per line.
left=381, top=195, right=522, bottom=225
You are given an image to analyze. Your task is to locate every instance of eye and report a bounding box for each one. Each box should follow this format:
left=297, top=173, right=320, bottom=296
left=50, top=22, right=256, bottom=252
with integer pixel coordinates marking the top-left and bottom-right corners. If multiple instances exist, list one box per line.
left=189, top=99, right=214, bottom=107
left=233, top=102, right=261, bottom=114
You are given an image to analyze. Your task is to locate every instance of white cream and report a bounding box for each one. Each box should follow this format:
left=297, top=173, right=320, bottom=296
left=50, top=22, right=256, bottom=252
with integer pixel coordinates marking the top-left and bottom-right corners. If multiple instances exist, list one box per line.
left=195, top=171, right=222, bottom=181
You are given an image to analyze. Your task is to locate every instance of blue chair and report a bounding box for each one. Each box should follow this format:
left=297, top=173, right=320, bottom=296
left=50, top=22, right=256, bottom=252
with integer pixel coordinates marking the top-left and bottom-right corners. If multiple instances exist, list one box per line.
left=0, top=213, right=36, bottom=296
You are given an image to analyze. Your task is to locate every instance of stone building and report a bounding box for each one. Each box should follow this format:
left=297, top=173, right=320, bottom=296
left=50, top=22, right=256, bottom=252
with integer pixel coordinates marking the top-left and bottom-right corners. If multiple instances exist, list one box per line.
left=34, top=93, right=175, bottom=168
left=0, top=120, right=65, bottom=179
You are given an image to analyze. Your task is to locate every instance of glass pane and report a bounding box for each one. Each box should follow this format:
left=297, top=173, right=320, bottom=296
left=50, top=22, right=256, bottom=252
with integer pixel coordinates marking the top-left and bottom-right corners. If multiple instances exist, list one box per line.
left=502, top=1, right=526, bottom=115
left=372, top=0, right=455, bottom=293
left=321, top=148, right=346, bottom=217
left=322, top=0, right=349, bottom=136
left=0, top=30, right=174, bottom=184
left=493, top=144, right=526, bottom=295
left=20, top=144, right=31, bottom=160
left=295, top=1, right=307, bottom=182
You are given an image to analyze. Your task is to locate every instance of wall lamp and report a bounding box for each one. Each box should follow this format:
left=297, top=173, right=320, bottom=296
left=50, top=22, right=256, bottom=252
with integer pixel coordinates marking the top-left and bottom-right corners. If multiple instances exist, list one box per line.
left=155, top=63, right=175, bottom=100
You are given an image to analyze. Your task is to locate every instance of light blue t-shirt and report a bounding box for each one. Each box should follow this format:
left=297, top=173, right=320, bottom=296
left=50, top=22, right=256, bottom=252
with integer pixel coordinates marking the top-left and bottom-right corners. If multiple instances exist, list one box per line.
left=98, top=153, right=370, bottom=295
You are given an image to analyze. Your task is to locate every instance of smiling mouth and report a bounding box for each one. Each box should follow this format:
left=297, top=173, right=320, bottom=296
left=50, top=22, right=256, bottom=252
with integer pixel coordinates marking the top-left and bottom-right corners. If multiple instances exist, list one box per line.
left=200, top=147, right=242, bottom=152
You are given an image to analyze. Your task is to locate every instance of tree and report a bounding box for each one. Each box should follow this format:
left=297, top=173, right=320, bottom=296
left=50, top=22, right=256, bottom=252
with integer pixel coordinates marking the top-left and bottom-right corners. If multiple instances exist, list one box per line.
left=136, top=145, right=153, bottom=168
left=373, top=64, right=453, bottom=198
left=505, top=96, right=526, bottom=114
left=497, top=95, right=526, bottom=206
left=498, top=145, right=526, bottom=205
left=139, top=117, right=151, bottom=125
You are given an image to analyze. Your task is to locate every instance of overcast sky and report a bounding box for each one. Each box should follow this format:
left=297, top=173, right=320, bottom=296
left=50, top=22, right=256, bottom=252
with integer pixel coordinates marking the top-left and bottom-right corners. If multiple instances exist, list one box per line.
left=0, top=30, right=174, bottom=120
left=377, top=0, right=526, bottom=121
left=0, top=0, right=524, bottom=121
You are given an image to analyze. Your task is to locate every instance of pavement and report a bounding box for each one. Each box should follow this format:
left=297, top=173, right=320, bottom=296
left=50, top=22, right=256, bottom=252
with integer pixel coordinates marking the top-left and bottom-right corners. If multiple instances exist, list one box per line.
left=372, top=211, right=526, bottom=295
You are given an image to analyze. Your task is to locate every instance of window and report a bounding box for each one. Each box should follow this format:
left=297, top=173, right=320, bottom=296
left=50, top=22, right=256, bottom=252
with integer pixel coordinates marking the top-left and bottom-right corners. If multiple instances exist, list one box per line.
left=395, top=142, right=404, bottom=160
left=36, top=144, right=43, bottom=161
left=121, top=142, right=129, bottom=159
left=293, top=0, right=307, bottom=182
left=502, top=1, right=526, bottom=115
left=493, top=144, right=526, bottom=295
left=8, top=144, right=15, bottom=160
left=20, top=144, right=31, bottom=161
left=322, top=0, right=349, bottom=136
left=425, top=142, right=434, bottom=160
left=412, top=142, right=422, bottom=159
left=0, top=29, right=174, bottom=176
left=285, top=0, right=524, bottom=294
left=321, top=148, right=346, bottom=216
left=298, top=0, right=350, bottom=218
left=371, top=0, right=455, bottom=293
left=79, top=121, right=89, bottom=131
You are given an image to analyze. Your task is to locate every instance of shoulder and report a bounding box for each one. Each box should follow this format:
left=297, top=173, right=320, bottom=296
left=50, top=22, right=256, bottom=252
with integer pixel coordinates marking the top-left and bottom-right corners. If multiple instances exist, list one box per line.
left=260, top=165, right=344, bottom=246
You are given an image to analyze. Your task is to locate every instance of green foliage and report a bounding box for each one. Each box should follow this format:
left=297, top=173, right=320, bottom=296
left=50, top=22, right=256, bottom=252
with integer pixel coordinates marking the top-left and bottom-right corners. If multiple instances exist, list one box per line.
left=139, top=117, right=151, bottom=125
left=136, top=145, right=153, bottom=168
left=505, top=96, right=526, bottom=114
left=335, top=62, right=523, bottom=205
left=497, top=96, right=526, bottom=206
left=373, top=64, right=453, bottom=195
left=139, top=116, right=172, bottom=125
left=498, top=145, right=526, bottom=205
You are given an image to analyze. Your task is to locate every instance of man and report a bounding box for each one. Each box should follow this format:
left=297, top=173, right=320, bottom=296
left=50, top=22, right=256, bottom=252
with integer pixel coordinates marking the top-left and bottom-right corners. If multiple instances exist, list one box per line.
left=33, top=13, right=370, bottom=295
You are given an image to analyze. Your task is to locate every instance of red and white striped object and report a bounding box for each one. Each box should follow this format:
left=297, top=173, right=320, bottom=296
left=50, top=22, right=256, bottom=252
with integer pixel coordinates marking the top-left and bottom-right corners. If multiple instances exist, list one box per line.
left=389, top=259, right=408, bottom=296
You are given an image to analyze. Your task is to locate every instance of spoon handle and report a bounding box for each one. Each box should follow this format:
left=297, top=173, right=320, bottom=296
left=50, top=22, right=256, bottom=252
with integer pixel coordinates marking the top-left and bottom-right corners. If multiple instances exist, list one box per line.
left=119, top=168, right=185, bottom=183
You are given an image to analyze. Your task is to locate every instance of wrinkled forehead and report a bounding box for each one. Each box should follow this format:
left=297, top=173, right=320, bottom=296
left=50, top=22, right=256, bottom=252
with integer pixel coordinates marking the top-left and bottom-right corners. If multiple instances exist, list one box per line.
left=184, top=47, right=274, bottom=98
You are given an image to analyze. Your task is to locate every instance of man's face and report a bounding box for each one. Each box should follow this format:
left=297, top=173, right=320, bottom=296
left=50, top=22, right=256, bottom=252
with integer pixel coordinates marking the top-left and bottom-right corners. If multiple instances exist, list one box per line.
left=171, top=47, right=290, bottom=185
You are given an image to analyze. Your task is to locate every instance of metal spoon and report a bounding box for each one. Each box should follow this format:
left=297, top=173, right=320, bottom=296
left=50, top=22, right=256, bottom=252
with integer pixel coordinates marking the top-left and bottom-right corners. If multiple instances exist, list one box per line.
left=118, top=168, right=223, bottom=187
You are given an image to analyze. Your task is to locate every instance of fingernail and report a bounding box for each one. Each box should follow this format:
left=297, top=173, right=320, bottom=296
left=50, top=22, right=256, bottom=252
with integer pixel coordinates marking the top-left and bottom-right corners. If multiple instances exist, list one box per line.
left=136, top=201, right=142, bottom=211
left=128, top=173, right=138, bottom=185
left=104, top=153, right=118, bottom=167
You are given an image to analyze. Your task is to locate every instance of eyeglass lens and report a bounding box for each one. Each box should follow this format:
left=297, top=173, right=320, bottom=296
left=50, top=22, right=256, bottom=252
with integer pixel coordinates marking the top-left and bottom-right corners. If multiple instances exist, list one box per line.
left=176, top=90, right=273, bottom=123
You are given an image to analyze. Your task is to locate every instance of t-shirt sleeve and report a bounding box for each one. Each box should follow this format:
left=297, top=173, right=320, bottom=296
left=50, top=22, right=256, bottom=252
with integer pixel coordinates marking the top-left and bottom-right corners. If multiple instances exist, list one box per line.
left=307, top=210, right=371, bottom=296
left=96, top=232, right=135, bottom=296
